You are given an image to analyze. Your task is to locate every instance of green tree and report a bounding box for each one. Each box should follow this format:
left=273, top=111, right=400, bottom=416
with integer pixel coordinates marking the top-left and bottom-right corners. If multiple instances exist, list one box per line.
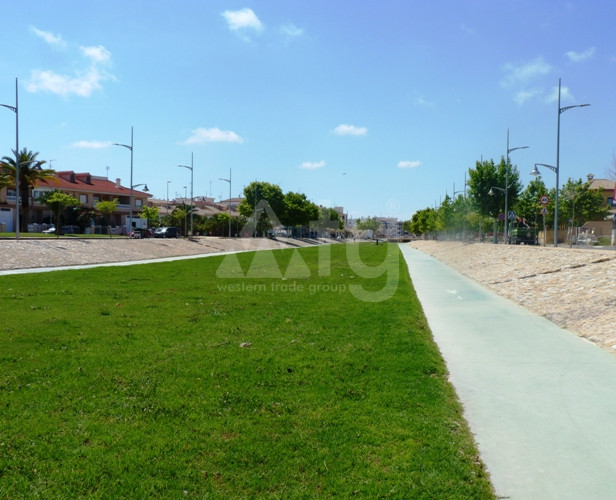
left=468, top=157, right=522, bottom=220
left=356, top=216, right=380, bottom=233
left=436, top=195, right=454, bottom=233
left=450, top=194, right=471, bottom=237
left=496, top=156, right=522, bottom=215
left=71, top=205, right=97, bottom=233
left=239, top=181, right=285, bottom=235
left=1, top=148, right=56, bottom=232
left=139, top=205, right=160, bottom=228
left=0, top=165, right=11, bottom=191
left=170, top=207, right=188, bottom=235
left=38, top=191, right=79, bottom=237
left=468, top=159, right=501, bottom=220
left=282, top=191, right=319, bottom=232
left=96, top=199, right=119, bottom=238
left=410, top=208, right=437, bottom=237
left=200, top=213, right=231, bottom=236
left=560, top=178, right=610, bottom=229
left=516, top=178, right=548, bottom=226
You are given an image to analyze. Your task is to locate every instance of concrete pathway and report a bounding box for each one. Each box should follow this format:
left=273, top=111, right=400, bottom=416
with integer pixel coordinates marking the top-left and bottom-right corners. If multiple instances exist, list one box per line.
left=399, top=244, right=616, bottom=500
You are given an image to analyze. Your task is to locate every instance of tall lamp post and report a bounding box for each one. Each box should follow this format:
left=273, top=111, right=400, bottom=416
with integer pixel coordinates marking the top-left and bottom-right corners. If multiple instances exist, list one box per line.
left=554, top=78, right=590, bottom=247
left=219, top=168, right=232, bottom=237
left=1, top=78, right=19, bottom=238
left=178, top=153, right=194, bottom=237
left=113, top=126, right=134, bottom=235
left=505, top=129, right=529, bottom=244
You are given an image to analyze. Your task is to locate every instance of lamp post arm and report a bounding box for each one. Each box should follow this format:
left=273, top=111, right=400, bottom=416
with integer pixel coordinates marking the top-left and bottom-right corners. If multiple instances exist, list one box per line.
left=560, top=104, right=590, bottom=114
left=535, top=163, right=557, bottom=174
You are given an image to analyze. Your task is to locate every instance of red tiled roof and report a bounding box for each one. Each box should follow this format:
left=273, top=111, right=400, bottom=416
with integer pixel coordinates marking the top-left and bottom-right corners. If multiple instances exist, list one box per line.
left=589, top=178, right=616, bottom=190
left=37, top=171, right=152, bottom=197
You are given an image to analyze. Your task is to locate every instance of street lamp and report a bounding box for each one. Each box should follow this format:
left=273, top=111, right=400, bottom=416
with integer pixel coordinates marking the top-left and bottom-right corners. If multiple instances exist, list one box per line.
left=554, top=78, right=590, bottom=247
left=113, top=126, right=134, bottom=235
left=488, top=186, right=506, bottom=243
left=530, top=162, right=557, bottom=245
left=1, top=78, right=19, bottom=238
left=178, top=153, right=194, bottom=237
left=505, top=129, right=529, bottom=244
left=219, top=168, right=232, bottom=237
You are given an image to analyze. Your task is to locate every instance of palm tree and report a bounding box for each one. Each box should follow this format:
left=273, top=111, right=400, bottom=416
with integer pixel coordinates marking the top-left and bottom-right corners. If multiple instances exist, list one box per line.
left=1, top=148, right=56, bottom=232
left=0, top=166, right=11, bottom=191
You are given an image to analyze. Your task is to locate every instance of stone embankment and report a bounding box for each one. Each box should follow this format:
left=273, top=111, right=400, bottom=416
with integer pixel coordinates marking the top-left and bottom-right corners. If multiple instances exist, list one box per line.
left=409, top=240, right=616, bottom=355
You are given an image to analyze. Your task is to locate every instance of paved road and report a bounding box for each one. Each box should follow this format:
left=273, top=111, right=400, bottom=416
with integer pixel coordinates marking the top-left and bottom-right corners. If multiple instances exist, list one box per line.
left=400, top=244, right=616, bottom=500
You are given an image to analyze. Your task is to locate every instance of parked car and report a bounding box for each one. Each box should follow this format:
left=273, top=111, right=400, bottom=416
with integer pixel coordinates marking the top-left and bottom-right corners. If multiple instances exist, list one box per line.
left=576, top=234, right=598, bottom=245
left=154, top=226, right=181, bottom=238
left=42, top=226, right=56, bottom=234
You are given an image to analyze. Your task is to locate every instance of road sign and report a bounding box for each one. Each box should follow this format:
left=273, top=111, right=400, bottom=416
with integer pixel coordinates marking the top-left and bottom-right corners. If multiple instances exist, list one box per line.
left=540, top=195, right=550, bottom=205
left=508, top=211, right=516, bottom=220
left=540, top=207, right=548, bottom=215
left=498, top=213, right=505, bottom=221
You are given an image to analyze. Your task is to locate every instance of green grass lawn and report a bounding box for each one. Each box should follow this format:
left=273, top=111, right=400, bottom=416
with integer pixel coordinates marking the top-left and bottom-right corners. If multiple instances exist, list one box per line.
left=0, top=243, right=494, bottom=498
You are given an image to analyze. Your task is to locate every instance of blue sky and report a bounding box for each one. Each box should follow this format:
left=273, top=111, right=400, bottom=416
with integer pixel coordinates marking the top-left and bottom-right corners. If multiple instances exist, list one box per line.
left=1, top=0, right=615, bottom=221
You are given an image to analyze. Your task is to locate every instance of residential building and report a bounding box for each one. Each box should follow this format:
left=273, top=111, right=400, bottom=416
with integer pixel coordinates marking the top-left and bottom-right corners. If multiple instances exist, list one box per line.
left=0, top=170, right=151, bottom=232
left=580, top=174, right=616, bottom=237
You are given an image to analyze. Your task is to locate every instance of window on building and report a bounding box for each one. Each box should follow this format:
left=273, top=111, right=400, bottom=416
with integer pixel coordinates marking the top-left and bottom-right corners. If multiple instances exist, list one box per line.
left=135, top=199, right=142, bottom=207
left=80, top=194, right=87, bottom=204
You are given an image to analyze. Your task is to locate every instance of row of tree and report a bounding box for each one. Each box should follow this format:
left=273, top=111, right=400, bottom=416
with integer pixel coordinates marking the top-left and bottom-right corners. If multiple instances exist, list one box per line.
left=408, top=157, right=610, bottom=238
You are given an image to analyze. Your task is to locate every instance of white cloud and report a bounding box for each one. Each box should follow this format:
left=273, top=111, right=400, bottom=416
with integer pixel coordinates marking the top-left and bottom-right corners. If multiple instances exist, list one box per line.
left=25, top=31, right=114, bottom=97
left=71, top=140, right=112, bottom=149
left=565, top=47, right=596, bottom=63
left=301, top=160, right=326, bottom=170
left=397, top=160, right=421, bottom=169
left=183, top=127, right=243, bottom=145
left=26, top=66, right=113, bottom=97
left=80, top=45, right=112, bottom=64
left=29, top=26, right=66, bottom=48
left=501, top=56, right=552, bottom=87
left=280, top=22, right=304, bottom=38
left=222, top=8, right=263, bottom=35
left=331, top=124, right=368, bottom=136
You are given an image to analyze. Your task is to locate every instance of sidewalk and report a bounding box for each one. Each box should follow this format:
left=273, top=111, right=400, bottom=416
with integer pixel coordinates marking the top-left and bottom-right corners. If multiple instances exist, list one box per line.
left=399, top=244, right=616, bottom=499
